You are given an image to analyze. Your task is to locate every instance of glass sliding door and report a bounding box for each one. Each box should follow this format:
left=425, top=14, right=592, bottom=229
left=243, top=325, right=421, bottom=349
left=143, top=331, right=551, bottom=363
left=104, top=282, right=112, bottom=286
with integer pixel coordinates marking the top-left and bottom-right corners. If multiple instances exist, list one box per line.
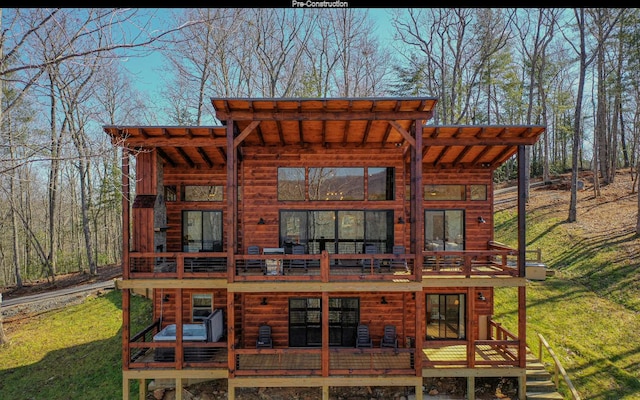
left=426, top=294, right=466, bottom=340
left=289, top=297, right=359, bottom=347
left=182, top=210, right=222, bottom=252
left=279, top=210, right=394, bottom=255
left=337, top=211, right=364, bottom=254
left=425, top=209, right=464, bottom=251
left=309, top=211, right=336, bottom=254
left=289, top=297, right=321, bottom=347
left=280, top=211, right=309, bottom=250
left=328, top=298, right=359, bottom=347
left=365, top=210, right=393, bottom=253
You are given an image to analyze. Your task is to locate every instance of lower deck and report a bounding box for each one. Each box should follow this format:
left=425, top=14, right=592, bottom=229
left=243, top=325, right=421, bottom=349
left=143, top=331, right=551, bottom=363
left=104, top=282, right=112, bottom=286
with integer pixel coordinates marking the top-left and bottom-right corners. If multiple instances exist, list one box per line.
left=125, top=343, right=527, bottom=400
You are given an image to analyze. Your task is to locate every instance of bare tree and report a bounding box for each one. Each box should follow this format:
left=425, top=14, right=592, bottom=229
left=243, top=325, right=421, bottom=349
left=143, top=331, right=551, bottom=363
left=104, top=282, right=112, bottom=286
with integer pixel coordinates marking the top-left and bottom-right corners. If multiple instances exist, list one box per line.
left=161, top=9, right=246, bottom=124
left=515, top=9, right=559, bottom=201
left=248, top=9, right=316, bottom=97
left=392, top=8, right=514, bottom=124
left=0, top=9, right=200, bottom=285
left=564, top=8, right=623, bottom=222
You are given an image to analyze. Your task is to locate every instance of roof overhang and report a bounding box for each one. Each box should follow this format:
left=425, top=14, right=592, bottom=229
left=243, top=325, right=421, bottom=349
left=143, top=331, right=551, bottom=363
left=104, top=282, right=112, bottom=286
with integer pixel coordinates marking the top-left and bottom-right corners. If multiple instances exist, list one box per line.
left=103, top=97, right=545, bottom=170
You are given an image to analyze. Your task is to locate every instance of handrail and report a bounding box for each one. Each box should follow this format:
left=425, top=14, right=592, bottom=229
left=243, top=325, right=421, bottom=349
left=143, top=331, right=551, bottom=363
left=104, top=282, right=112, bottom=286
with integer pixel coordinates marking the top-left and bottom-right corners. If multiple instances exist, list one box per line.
left=537, top=333, right=581, bottom=400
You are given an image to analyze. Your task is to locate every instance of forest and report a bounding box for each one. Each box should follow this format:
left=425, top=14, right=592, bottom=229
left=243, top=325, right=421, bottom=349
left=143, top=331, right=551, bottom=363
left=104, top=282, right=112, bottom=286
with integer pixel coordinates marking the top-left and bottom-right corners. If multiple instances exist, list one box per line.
left=0, top=8, right=639, bottom=287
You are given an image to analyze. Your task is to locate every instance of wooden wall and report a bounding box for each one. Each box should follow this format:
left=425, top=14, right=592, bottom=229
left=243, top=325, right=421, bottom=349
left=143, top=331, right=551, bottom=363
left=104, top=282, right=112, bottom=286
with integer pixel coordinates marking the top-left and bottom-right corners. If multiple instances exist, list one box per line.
left=422, top=169, right=494, bottom=249
left=239, top=145, right=408, bottom=251
left=162, top=166, right=227, bottom=252
left=239, top=292, right=416, bottom=348
left=141, top=145, right=496, bottom=254
left=153, top=288, right=228, bottom=326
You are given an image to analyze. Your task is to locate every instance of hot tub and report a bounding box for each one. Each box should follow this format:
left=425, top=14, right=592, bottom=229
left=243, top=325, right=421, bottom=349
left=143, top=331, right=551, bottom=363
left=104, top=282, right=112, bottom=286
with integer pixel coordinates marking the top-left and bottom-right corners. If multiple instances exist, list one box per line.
left=153, top=323, right=207, bottom=361
left=152, top=309, right=224, bottom=361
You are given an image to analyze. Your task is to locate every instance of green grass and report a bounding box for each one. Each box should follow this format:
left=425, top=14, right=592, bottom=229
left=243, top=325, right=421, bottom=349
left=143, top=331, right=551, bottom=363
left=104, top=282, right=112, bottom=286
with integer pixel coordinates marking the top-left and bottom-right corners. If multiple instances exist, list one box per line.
left=494, top=207, right=640, bottom=400
left=0, top=291, right=152, bottom=400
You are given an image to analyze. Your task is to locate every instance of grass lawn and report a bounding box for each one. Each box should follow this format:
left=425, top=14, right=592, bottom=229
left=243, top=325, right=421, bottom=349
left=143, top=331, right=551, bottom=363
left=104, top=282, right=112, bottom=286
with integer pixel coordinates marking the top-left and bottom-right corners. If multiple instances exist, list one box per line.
left=0, top=291, right=151, bottom=400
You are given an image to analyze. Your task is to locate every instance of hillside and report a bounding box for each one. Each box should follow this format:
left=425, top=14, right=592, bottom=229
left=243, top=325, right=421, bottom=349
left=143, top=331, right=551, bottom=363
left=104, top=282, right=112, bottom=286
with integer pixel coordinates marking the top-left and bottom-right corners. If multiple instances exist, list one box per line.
left=493, top=168, right=640, bottom=400
left=495, top=168, right=639, bottom=312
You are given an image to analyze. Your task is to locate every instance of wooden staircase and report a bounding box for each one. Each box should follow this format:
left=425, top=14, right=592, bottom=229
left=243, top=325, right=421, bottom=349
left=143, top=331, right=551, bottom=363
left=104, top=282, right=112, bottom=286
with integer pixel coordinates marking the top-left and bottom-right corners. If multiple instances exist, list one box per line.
left=526, top=351, right=565, bottom=400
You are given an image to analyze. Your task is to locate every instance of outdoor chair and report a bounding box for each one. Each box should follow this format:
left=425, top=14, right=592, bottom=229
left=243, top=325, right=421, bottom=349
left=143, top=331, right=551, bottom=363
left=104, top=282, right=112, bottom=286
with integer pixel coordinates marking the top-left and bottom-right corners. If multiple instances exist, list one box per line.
left=288, top=244, right=307, bottom=271
left=256, top=324, right=273, bottom=348
left=380, top=325, right=398, bottom=348
left=390, top=245, right=408, bottom=272
left=361, top=244, right=381, bottom=273
left=245, top=245, right=264, bottom=273
left=355, top=324, right=373, bottom=348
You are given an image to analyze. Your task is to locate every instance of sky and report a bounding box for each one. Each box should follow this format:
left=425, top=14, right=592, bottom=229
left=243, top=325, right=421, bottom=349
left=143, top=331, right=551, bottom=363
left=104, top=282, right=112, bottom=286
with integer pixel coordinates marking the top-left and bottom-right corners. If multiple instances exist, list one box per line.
left=121, top=8, right=397, bottom=100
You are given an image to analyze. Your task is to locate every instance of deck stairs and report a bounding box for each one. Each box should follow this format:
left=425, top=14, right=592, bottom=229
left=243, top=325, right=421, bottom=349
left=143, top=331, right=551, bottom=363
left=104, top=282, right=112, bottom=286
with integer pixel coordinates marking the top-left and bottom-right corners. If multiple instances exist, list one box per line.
left=526, top=351, right=565, bottom=400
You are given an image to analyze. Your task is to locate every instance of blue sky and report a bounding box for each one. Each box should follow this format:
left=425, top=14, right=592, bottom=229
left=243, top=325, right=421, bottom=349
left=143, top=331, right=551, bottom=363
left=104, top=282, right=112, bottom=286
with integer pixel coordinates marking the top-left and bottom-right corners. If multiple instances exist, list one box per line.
left=122, top=8, right=397, bottom=98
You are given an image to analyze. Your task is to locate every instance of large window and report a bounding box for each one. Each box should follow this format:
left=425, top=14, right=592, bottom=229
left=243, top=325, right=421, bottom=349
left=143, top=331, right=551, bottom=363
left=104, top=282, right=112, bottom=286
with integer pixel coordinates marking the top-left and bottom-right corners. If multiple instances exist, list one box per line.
left=289, top=297, right=359, bottom=347
left=426, top=294, right=466, bottom=340
left=424, top=209, right=464, bottom=251
left=277, top=167, right=394, bottom=202
left=280, top=210, right=394, bottom=254
left=182, top=210, right=223, bottom=252
left=309, top=167, right=364, bottom=200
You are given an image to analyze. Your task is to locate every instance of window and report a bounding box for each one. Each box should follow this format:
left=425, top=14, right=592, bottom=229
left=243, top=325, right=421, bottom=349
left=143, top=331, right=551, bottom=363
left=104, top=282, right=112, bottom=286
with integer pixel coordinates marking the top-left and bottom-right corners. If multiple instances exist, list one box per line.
left=164, top=185, right=177, bottom=202
left=280, top=210, right=394, bottom=254
left=425, top=210, right=464, bottom=250
left=183, top=185, right=223, bottom=201
left=309, top=167, right=364, bottom=201
left=368, top=167, right=395, bottom=200
left=277, top=167, right=394, bottom=202
left=182, top=210, right=223, bottom=252
left=426, top=294, right=465, bottom=340
left=278, top=167, right=305, bottom=200
left=192, top=294, right=213, bottom=322
left=470, top=184, right=487, bottom=201
left=425, top=184, right=465, bottom=200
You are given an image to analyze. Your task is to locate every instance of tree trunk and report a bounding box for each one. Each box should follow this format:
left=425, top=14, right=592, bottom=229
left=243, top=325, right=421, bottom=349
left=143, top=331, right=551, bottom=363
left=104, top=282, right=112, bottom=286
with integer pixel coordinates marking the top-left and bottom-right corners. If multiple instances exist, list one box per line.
left=0, top=294, right=6, bottom=345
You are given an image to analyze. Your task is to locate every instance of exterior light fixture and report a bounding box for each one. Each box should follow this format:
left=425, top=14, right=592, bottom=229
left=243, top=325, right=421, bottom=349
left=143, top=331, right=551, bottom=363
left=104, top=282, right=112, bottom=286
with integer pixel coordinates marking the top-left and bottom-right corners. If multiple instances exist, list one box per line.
left=477, top=216, right=486, bottom=224
left=381, top=296, right=388, bottom=304
left=258, top=218, right=265, bottom=225
left=397, top=217, right=405, bottom=224
left=260, top=297, right=268, bottom=305
left=478, top=292, right=486, bottom=301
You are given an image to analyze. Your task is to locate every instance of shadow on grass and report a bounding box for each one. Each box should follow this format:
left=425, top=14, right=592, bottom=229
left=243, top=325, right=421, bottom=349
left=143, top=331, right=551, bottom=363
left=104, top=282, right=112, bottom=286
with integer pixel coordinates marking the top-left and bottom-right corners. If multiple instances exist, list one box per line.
left=0, top=291, right=147, bottom=400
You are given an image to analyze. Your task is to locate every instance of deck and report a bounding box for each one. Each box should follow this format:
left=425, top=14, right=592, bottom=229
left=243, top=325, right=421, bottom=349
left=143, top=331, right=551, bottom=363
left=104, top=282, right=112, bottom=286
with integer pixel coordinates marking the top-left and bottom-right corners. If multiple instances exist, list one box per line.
left=126, top=243, right=521, bottom=281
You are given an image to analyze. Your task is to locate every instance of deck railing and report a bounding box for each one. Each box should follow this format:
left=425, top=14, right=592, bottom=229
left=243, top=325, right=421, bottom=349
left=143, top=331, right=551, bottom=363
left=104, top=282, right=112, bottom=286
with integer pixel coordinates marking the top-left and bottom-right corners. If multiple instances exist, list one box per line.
left=127, top=243, right=521, bottom=280
left=127, top=319, right=520, bottom=372
left=126, top=318, right=228, bottom=369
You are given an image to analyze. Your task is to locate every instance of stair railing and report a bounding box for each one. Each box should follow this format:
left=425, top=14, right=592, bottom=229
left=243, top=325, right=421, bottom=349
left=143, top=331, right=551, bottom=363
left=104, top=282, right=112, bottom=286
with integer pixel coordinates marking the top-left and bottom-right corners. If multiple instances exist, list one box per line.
left=537, top=333, right=581, bottom=400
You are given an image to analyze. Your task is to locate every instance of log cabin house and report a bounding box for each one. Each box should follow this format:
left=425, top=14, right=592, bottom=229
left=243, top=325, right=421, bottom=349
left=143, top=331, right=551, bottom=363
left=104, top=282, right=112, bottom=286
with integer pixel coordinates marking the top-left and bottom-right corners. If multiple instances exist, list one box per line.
left=103, top=97, right=545, bottom=400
